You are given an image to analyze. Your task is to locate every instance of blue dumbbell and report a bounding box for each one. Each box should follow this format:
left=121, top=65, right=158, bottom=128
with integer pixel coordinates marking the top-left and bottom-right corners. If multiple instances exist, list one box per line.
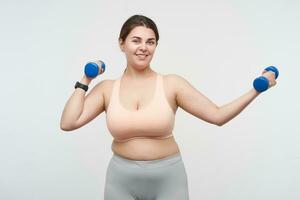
left=253, top=66, right=279, bottom=92
left=84, top=60, right=106, bottom=78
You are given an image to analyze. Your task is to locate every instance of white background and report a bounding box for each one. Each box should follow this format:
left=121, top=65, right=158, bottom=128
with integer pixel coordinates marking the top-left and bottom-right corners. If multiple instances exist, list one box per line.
left=1, top=0, right=299, bottom=199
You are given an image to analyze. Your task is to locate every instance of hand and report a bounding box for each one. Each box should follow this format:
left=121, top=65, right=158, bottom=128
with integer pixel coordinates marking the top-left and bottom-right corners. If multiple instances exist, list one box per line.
left=262, top=70, right=277, bottom=89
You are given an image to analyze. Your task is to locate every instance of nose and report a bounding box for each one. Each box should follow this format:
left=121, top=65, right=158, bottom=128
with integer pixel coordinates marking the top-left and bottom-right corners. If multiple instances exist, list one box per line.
left=139, top=42, right=147, bottom=51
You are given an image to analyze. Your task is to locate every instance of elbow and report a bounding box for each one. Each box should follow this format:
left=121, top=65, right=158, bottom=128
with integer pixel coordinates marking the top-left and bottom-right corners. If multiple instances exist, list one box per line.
left=206, top=118, right=225, bottom=127
left=208, top=109, right=226, bottom=126
left=213, top=115, right=226, bottom=127
left=60, top=121, right=76, bottom=132
left=60, top=124, right=72, bottom=132
left=213, top=107, right=228, bottom=126
left=214, top=117, right=232, bottom=126
left=215, top=121, right=225, bottom=127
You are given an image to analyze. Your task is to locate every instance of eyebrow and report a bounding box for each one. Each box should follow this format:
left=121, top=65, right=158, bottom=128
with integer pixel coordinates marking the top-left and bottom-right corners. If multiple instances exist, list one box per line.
left=131, top=36, right=156, bottom=41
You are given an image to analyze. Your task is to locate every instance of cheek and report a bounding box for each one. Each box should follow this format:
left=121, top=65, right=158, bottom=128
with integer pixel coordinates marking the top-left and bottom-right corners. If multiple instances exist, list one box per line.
left=122, top=48, right=135, bottom=57
left=127, top=45, right=138, bottom=53
left=149, top=46, right=156, bottom=53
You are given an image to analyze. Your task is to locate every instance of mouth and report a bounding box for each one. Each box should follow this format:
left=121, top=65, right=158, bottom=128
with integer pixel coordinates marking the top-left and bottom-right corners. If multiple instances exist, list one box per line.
left=135, top=54, right=148, bottom=59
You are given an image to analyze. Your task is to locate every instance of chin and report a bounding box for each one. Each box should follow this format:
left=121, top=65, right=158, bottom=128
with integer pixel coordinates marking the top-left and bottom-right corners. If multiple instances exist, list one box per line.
left=136, top=65, right=150, bottom=70
left=132, top=60, right=149, bottom=67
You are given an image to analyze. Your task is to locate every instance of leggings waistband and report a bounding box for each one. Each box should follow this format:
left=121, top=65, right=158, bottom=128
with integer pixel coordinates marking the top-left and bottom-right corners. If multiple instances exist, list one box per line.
left=111, top=152, right=182, bottom=169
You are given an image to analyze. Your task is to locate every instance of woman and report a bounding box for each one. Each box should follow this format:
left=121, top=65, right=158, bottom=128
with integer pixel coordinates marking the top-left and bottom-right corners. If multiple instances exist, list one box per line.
left=60, top=15, right=276, bottom=200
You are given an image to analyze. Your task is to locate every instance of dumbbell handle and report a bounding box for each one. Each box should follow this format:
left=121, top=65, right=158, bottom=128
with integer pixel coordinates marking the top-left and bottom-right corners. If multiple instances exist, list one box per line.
left=253, top=66, right=279, bottom=92
left=84, top=60, right=106, bottom=78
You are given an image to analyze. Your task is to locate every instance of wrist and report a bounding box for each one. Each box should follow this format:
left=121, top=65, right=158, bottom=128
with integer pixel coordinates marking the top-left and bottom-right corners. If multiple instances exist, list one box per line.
left=75, top=81, right=88, bottom=92
left=80, top=75, right=93, bottom=85
left=251, top=88, right=260, bottom=97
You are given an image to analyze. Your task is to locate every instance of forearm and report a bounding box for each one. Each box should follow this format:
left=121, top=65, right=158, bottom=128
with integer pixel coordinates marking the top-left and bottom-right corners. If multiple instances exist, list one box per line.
left=216, top=88, right=260, bottom=126
left=60, top=76, right=92, bottom=130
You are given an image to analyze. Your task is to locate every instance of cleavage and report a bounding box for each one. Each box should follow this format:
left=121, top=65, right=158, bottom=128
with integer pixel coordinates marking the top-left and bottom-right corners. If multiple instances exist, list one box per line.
left=119, top=78, right=157, bottom=111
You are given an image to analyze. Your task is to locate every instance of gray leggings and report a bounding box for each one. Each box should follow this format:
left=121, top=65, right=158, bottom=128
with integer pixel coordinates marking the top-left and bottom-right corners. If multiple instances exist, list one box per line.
left=104, top=152, right=189, bottom=200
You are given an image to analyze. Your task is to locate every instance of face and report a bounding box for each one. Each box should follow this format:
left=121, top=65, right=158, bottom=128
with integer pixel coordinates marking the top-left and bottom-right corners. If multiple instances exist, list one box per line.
left=119, top=26, right=157, bottom=70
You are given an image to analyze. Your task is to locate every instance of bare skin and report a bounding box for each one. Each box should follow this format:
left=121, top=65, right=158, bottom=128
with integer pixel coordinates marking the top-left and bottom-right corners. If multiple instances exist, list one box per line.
left=103, top=73, right=181, bottom=161
left=60, top=26, right=277, bottom=161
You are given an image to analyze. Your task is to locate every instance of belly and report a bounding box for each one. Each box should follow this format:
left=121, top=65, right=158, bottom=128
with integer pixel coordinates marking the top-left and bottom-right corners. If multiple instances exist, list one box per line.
left=111, top=136, right=180, bottom=161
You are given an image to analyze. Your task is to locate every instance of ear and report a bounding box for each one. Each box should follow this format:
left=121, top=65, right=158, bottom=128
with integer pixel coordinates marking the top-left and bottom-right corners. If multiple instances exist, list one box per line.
left=119, top=38, right=125, bottom=52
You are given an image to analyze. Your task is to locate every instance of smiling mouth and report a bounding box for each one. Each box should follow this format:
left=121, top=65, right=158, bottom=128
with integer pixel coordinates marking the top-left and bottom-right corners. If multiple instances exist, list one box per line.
left=135, top=54, right=148, bottom=59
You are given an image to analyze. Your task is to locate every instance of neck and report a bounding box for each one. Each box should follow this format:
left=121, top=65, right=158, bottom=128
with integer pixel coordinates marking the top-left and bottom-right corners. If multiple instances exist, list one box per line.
left=123, top=65, right=156, bottom=80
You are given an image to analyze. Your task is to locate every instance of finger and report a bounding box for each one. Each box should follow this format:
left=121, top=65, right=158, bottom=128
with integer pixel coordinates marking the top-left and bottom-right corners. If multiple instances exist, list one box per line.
left=270, top=80, right=277, bottom=87
left=262, top=69, right=267, bottom=74
left=265, top=71, right=276, bottom=79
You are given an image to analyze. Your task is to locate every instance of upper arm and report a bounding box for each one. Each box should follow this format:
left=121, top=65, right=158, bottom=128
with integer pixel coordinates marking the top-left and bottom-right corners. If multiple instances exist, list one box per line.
left=73, top=79, right=108, bottom=129
left=171, top=74, right=221, bottom=125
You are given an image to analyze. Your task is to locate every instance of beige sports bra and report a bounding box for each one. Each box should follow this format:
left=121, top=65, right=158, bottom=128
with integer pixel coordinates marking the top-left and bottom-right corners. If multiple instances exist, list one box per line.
left=106, top=73, right=175, bottom=142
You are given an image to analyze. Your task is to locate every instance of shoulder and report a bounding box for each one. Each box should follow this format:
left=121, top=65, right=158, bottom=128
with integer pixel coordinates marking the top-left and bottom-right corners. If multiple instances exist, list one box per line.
left=93, top=78, right=113, bottom=89
left=160, top=74, right=191, bottom=100
left=161, top=73, right=198, bottom=101
left=162, top=73, right=186, bottom=81
left=161, top=73, right=189, bottom=90
left=93, top=78, right=120, bottom=98
left=89, top=78, right=115, bottom=95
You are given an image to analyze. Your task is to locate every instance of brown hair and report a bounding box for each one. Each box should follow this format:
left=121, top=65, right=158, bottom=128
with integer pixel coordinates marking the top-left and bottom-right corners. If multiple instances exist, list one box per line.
left=119, top=15, right=159, bottom=44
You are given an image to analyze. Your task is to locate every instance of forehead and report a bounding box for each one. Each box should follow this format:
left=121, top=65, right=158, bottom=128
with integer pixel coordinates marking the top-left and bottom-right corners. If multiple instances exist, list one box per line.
left=128, top=26, right=156, bottom=39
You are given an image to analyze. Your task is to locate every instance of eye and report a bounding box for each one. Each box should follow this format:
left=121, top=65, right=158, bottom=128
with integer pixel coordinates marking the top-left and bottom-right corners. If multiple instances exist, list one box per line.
left=148, top=41, right=155, bottom=45
left=132, top=40, right=139, bottom=43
